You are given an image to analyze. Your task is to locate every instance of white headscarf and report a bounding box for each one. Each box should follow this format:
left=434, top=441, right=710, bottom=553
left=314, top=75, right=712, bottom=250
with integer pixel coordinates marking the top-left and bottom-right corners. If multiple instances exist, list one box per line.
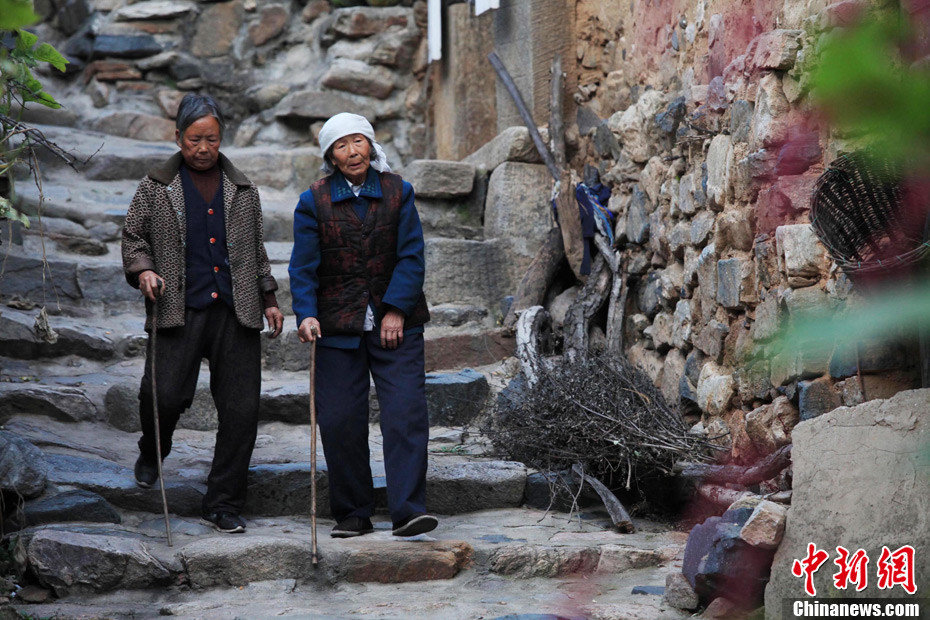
left=318, top=112, right=392, bottom=175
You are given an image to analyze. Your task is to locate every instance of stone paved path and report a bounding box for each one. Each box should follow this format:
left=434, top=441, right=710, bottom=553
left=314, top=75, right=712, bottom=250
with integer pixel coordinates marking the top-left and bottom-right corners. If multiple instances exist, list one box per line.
left=3, top=108, right=690, bottom=620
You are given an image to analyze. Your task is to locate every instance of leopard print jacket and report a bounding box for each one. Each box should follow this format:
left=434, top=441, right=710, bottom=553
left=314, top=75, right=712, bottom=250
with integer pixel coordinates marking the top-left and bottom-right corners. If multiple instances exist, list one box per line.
left=121, top=152, right=278, bottom=331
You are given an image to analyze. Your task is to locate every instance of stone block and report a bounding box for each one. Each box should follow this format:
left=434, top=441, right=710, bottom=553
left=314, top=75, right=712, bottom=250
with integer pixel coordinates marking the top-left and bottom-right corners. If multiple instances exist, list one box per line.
left=648, top=311, right=674, bottom=350
left=737, top=360, right=774, bottom=404
left=424, top=329, right=514, bottom=373
left=640, top=156, right=667, bottom=205
left=56, top=0, right=91, bottom=35
left=329, top=6, right=410, bottom=38
left=246, top=463, right=328, bottom=517
left=0, top=384, right=98, bottom=424
left=669, top=221, right=690, bottom=258
left=751, top=293, right=780, bottom=341
left=84, top=60, right=142, bottom=82
left=425, top=369, right=489, bottom=426
left=750, top=29, right=802, bottom=70
left=191, top=1, right=241, bottom=58
left=798, top=377, right=840, bottom=421
left=628, top=343, right=663, bottom=386
left=716, top=258, right=742, bottom=309
left=484, top=162, right=553, bottom=267
left=92, top=34, right=162, bottom=59
left=114, top=0, right=196, bottom=20
left=714, top=209, right=754, bottom=252
left=729, top=100, right=754, bottom=144
left=671, top=299, right=693, bottom=349
left=637, top=270, right=675, bottom=317
left=745, top=395, right=798, bottom=455
left=427, top=461, right=526, bottom=514
left=607, top=90, right=666, bottom=163
left=154, top=88, right=184, bottom=118
left=596, top=546, right=664, bottom=573
left=181, top=536, right=312, bottom=588
left=694, top=320, right=729, bottom=360
left=690, top=210, right=716, bottom=246
left=739, top=500, right=787, bottom=550
left=755, top=173, right=819, bottom=236
left=322, top=58, right=395, bottom=99
left=89, top=112, right=175, bottom=141
left=274, top=90, right=377, bottom=123
left=12, top=490, right=121, bottom=530
left=0, top=431, right=48, bottom=499
left=751, top=73, right=790, bottom=149
left=489, top=544, right=600, bottom=578
left=697, top=361, right=735, bottom=416
left=343, top=541, right=473, bottom=583
left=625, top=185, right=651, bottom=244
left=682, top=516, right=775, bottom=608
left=463, top=126, right=542, bottom=171
left=775, top=224, right=827, bottom=287
left=405, top=160, right=475, bottom=199
left=45, top=453, right=204, bottom=516
left=765, top=389, right=930, bottom=608
left=706, top=135, right=732, bottom=208
left=660, top=349, right=687, bottom=406
left=27, top=529, right=174, bottom=594
left=678, top=173, right=697, bottom=215
left=248, top=4, right=288, bottom=46
left=523, top=470, right=599, bottom=512
left=665, top=571, right=699, bottom=610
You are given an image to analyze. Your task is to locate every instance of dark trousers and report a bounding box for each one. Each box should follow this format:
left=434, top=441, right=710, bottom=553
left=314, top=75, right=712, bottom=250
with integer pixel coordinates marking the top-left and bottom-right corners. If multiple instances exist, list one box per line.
left=138, top=302, right=260, bottom=515
left=315, top=331, right=429, bottom=525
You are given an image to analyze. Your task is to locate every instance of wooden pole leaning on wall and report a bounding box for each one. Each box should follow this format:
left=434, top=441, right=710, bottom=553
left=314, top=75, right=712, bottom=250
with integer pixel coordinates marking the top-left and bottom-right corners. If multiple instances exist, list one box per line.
left=487, top=51, right=585, bottom=278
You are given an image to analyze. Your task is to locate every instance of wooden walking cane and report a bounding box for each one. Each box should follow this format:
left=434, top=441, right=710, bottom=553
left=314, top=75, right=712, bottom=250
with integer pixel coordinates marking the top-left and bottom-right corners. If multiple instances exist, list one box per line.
left=309, top=336, right=319, bottom=566
left=147, top=286, right=173, bottom=547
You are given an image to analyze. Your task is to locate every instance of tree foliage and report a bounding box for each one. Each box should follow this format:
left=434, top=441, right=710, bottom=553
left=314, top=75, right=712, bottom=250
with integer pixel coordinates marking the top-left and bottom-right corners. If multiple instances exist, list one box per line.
left=0, top=0, right=69, bottom=226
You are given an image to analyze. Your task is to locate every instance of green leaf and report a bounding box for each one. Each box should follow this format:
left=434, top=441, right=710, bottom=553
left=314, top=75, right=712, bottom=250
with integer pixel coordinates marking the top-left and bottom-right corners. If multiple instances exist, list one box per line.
left=0, top=0, right=39, bottom=29
left=33, top=43, right=68, bottom=72
left=15, top=29, right=38, bottom=51
left=32, top=91, right=61, bottom=109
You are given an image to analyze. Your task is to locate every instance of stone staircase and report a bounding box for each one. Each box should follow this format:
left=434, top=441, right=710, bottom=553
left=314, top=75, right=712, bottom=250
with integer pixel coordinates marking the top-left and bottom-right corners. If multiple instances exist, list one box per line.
left=0, top=102, right=687, bottom=620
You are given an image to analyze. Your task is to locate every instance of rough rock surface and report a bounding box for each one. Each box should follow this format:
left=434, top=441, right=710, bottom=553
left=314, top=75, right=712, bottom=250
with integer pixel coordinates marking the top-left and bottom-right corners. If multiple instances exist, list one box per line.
left=765, top=389, right=930, bottom=612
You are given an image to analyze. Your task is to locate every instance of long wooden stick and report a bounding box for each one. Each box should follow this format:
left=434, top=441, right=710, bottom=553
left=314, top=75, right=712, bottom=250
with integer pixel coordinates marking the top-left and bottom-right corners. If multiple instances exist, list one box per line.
left=309, top=339, right=318, bottom=566
left=487, top=51, right=560, bottom=181
left=148, top=296, right=172, bottom=547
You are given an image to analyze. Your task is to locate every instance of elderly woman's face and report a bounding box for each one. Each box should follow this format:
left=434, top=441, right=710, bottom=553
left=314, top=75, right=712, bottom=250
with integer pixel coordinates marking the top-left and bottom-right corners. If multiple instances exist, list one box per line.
left=330, top=133, right=371, bottom=184
left=177, top=116, right=221, bottom=171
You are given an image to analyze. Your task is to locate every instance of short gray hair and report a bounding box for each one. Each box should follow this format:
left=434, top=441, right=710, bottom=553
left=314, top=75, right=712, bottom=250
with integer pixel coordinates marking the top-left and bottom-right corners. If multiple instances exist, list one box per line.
left=176, top=93, right=225, bottom=138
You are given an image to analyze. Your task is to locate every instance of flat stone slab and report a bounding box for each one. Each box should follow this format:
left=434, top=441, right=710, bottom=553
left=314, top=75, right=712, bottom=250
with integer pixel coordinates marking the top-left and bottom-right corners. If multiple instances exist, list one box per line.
left=9, top=489, right=121, bottom=531
left=0, top=383, right=99, bottom=424
left=26, top=528, right=175, bottom=594
left=427, top=460, right=526, bottom=514
left=45, top=453, right=204, bottom=517
left=0, top=307, right=117, bottom=361
left=424, top=369, right=490, bottom=426
left=405, top=159, right=476, bottom=199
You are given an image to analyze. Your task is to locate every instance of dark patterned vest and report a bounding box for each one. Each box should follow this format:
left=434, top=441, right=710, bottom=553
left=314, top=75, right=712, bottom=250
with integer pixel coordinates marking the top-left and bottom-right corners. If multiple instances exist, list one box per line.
left=310, top=172, right=430, bottom=335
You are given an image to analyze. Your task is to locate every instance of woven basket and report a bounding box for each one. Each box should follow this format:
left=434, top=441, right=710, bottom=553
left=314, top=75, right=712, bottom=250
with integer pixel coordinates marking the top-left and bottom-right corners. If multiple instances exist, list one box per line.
left=810, top=151, right=930, bottom=281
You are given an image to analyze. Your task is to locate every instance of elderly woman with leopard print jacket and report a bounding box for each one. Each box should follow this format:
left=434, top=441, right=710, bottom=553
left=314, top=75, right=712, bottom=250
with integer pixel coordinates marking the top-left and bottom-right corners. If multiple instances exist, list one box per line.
left=121, top=93, right=283, bottom=535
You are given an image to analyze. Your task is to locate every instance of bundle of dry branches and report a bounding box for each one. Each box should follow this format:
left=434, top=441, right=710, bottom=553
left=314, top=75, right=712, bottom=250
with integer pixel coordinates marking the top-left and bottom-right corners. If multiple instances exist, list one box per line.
left=489, top=354, right=711, bottom=490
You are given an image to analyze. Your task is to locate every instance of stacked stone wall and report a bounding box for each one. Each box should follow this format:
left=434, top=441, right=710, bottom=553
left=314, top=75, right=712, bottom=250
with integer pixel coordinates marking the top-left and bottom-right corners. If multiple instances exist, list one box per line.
left=29, top=0, right=431, bottom=166
left=562, top=0, right=920, bottom=464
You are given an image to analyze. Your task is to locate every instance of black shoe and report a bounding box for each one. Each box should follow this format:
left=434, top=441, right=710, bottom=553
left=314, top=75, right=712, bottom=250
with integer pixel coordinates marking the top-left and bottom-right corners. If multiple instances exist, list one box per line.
left=392, top=513, right=438, bottom=537
left=134, top=455, right=158, bottom=488
left=331, top=516, right=374, bottom=538
left=203, top=511, right=246, bottom=533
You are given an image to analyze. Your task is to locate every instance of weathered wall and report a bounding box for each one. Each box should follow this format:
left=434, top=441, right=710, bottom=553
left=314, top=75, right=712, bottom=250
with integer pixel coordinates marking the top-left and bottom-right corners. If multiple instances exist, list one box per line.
left=31, top=0, right=431, bottom=166
left=435, top=0, right=920, bottom=464
left=568, top=0, right=921, bottom=463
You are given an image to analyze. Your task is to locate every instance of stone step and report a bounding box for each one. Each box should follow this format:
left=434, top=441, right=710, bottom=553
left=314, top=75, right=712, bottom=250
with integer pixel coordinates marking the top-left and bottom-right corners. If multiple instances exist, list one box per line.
left=11, top=507, right=685, bottom=594
left=0, top=358, right=497, bottom=430
left=27, top=124, right=323, bottom=192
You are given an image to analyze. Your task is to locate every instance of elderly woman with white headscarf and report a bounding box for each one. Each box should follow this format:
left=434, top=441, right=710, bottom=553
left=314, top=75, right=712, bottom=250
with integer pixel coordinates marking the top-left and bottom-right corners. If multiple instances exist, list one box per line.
left=288, top=113, right=436, bottom=539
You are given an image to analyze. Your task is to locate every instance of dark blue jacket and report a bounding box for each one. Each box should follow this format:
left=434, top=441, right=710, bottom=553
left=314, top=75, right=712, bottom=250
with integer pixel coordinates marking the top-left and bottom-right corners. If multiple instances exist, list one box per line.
left=289, top=168, right=426, bottom=349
